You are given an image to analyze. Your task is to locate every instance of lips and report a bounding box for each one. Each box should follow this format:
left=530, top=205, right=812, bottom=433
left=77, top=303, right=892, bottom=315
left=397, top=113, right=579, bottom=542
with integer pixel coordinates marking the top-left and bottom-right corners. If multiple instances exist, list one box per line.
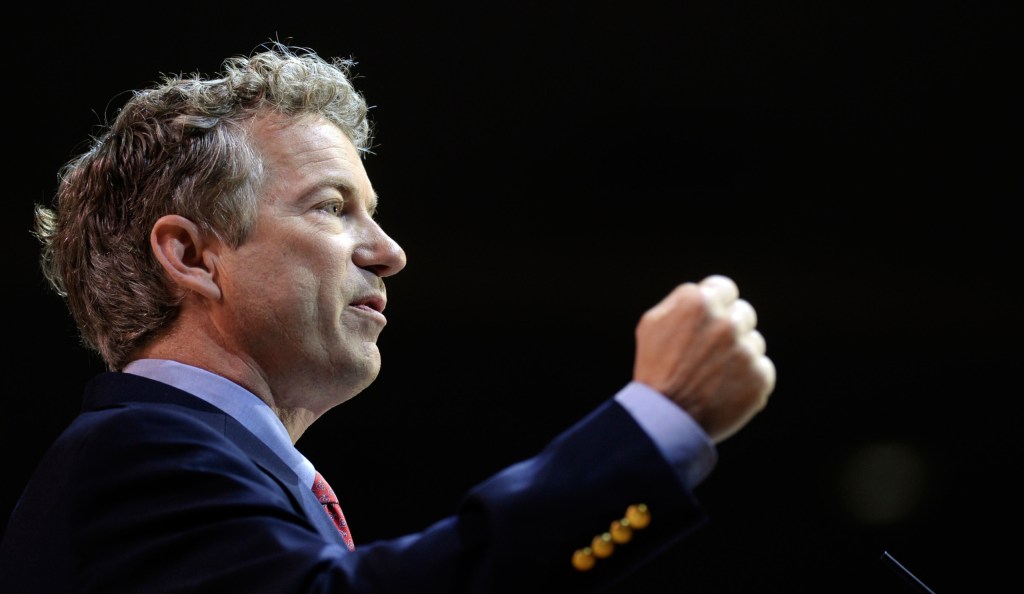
left=351, top=294, right=386, bottom=313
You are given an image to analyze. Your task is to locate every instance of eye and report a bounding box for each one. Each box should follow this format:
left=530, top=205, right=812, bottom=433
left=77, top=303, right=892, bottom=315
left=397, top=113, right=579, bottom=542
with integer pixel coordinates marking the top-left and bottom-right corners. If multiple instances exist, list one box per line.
left=319, top=200, right=345, bottom=218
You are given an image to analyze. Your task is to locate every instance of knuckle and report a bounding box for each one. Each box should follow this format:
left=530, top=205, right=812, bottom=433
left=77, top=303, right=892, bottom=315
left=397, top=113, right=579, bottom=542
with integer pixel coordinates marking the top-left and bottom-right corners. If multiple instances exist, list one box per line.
left=708, top=317, right=736, bottom=343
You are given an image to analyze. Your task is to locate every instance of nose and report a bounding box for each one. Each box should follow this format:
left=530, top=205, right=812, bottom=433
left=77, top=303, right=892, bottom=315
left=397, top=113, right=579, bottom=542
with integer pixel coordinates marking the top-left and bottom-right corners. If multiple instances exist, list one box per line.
left=354, top=219, right=407, bottom=277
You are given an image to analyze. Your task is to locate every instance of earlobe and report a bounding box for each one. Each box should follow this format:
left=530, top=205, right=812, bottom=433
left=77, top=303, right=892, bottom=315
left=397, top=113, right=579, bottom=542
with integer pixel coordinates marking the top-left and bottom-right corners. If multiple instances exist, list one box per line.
left=150, top=215, right=222, bottom=301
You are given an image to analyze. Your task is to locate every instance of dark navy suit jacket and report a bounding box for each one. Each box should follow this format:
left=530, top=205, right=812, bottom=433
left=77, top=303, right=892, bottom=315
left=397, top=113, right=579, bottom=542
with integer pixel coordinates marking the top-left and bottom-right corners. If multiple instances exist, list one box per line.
left=0, top=372, right=709, bottom=593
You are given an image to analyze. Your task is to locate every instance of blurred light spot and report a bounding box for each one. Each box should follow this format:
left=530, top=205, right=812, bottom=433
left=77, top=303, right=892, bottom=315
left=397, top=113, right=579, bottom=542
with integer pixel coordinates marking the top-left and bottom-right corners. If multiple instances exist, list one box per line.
left=838, top=440, right=929, bottom=526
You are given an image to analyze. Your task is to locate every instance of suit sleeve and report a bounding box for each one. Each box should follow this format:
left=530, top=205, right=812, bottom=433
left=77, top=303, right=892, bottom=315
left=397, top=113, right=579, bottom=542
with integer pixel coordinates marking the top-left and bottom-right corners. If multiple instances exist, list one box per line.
left=451, top=398, right=710, bottom=593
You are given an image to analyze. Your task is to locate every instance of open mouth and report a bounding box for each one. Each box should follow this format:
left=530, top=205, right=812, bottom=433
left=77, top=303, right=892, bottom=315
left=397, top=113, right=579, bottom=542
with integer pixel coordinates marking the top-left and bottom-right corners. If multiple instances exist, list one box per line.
left=350, top=295, right=386, bottom=316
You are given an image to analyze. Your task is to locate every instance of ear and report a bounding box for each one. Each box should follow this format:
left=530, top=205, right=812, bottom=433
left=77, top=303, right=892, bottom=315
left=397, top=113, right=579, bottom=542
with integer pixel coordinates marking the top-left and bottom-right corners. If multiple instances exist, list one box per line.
left=150, top=215, right=223, bottom=301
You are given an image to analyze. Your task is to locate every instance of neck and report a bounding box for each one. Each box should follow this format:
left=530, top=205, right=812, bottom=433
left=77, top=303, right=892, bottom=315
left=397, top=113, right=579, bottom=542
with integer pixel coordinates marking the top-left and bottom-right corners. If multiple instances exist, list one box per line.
left=132, top=327, right=323, bottom=445
left=271, top=406, right=317, bottom=443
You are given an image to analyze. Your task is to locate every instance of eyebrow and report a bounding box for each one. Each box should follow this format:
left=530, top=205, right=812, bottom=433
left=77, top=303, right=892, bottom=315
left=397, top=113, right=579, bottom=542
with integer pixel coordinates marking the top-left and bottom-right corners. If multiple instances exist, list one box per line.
left=322, top=176, right=378, bottom=215
left=367, top=192, right=379, bottom=216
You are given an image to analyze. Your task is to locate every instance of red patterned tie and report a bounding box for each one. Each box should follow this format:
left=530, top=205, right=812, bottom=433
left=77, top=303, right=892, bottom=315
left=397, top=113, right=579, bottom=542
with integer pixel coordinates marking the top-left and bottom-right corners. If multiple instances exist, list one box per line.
left=312, top=471, right=355, bottom=551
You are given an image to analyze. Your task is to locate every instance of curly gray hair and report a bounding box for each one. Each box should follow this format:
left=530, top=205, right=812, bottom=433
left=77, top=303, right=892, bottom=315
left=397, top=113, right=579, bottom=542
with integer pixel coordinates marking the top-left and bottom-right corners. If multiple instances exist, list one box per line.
left=34, top=42, right=372, bottom=371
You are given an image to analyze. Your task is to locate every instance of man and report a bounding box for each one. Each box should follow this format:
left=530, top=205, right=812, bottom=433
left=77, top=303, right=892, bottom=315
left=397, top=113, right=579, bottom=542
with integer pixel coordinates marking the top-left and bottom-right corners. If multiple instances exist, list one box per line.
left=0, top=43, right=775, bottom=593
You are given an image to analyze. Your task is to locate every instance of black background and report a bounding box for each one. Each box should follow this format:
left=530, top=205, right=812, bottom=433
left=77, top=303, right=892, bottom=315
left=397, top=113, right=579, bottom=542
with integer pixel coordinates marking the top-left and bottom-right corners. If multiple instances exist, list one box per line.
left=4, top=2, right=1021, bottom=592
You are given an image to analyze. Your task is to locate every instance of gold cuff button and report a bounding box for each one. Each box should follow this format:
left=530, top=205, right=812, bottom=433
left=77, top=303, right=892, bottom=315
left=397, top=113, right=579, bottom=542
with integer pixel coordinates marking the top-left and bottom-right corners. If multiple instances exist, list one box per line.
left=626, top=503, right=650, bottom=529
left=572, top=504, right=651, bottom=571
left=609, top=519, right=633, bottom=544
left=591, top=532, right=614, bottom=558
left=572, top=547, right=596, bottom=571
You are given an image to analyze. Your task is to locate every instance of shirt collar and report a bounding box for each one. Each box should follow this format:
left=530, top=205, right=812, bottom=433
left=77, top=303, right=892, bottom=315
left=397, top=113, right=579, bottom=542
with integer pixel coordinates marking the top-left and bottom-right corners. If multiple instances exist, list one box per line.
left=122, top=358, right=316, bottom=488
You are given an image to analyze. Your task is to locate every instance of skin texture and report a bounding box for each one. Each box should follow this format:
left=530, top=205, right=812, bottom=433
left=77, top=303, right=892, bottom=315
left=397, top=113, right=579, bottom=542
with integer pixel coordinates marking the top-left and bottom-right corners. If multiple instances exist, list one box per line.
left=142, top=114, right=406, bottom=442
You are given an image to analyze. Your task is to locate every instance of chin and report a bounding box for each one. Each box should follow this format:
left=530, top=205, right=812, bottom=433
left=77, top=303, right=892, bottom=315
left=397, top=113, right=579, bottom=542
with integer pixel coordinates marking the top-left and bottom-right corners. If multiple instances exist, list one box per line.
left=339, top=349, right=381, bottom=394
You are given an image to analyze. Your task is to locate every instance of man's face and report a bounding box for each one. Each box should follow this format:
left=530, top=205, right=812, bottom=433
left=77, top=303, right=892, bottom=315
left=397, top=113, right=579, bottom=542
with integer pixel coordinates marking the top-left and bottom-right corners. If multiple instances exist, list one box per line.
left=214, top=115, right=406, bottom=413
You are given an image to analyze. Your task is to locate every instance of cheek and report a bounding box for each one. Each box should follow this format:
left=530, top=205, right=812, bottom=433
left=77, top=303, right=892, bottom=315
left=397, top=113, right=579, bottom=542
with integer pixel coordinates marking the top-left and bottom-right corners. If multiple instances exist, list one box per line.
left=222, top=247, right=306, bottom=313
left=310, top=241, right=356, bottom=286
left=233, top=235, right=354, bottom=311
left=306, top=251, right=356, bottom=315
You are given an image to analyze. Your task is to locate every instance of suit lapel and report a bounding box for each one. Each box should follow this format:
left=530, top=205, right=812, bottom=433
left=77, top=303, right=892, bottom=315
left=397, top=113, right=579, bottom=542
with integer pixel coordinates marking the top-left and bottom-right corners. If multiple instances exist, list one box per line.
left=223, top=420, right=346, bottom=544
left=84, top=371, right=347, bottom=545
